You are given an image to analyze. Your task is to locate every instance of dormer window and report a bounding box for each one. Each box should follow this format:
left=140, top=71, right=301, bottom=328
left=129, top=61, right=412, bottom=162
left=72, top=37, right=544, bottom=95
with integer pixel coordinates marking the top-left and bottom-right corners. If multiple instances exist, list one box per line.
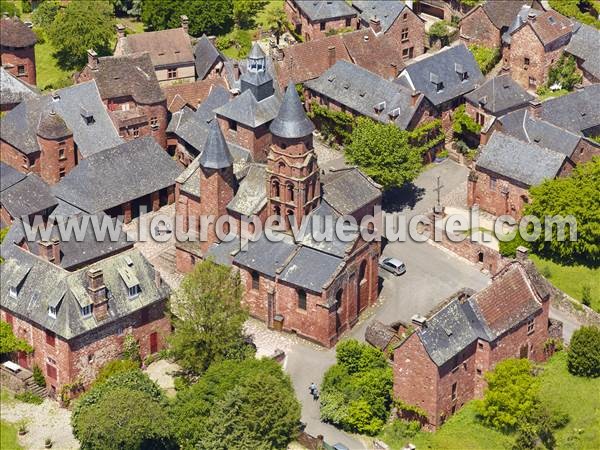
left=436, top=82, right=444, bottom=92
left=48, top=306, right=57, bottom=319
left=81, top=304, right=93, bottom=317
left=374, top=101, right=386, bottom=113
left=455, top=63, right=468, bottom=81
left=430, top=73, right=444, bottom=92
left=9, top=286, right=18, bottom=299
left=128, top=285, right=140, bottom=299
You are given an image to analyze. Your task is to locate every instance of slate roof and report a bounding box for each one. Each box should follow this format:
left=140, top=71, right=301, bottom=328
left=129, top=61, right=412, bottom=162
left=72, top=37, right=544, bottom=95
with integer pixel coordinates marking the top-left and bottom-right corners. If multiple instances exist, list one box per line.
left=120, top=27, right=194, bottom=68
left=279, top=246, right=343, bottom=293
left=37, top=109, right=72, bottom=139
left=464, top=74, right=534, bottom=115
left=270, top=82, right=315, bottom=139
left=227, top=164, right=267, bottom=215
left=215, top=88, right=282, bottom=128
left=194, top=35, right=224, bottom=79
left=506, top=8, right=572, bottom=45
left=206, top=235, right=242, bottom=267
left=88, top=53, right=164, bottom=104
left=164, top=77, right=227, bottom=112
left=396, top=44, right=484, bottom=107
left=476, top=132, right=566, bottom=186
left=498, top=109, right=581, bottom=157
left=0, top=245, right=170, bottom=340
left=502, top=5, right=541, bottom=44
left=352, top=0, right=408, bottom=33
left=417, top=263, right=544, bottom=366
left=481, top=0, right=539, bottom=30
left=0, top=81, right=122, bottom=158
left=538, top=85, right=600, bottom=135
left=0, top=67, right=38, bottom=106
left=233, top=233, right=297, bottom=278
left=365, top=320, right=398, bottom=351
left=321, top=167, right=381, bottom=215
left=566, top=23, right=600, bottom=80
left=295, top=0, right=357, bottom=21
left=199, top=120, right=234, bottom=169
left=0, top=17, right=37, bottom=47
left=306, top=60, right=421, bottom=129
left=52, top=137, right=182, bottom=214
left=0, top=168, right=57, bottom=219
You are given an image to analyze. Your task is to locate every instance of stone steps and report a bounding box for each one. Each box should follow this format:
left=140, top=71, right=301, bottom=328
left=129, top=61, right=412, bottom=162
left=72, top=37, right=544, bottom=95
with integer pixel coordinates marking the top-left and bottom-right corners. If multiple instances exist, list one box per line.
left=24, top=376, right=48, bottom=398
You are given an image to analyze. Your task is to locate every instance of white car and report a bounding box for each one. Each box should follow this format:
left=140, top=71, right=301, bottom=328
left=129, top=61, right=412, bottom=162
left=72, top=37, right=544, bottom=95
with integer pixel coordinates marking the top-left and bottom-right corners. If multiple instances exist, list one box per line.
left=379, top=257, right=406, bottom=276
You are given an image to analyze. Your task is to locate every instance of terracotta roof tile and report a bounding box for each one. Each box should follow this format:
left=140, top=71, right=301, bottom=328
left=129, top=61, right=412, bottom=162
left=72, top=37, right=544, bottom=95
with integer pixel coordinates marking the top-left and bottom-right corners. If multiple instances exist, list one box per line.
left=529, top=10, right=573, bottom=45
left=121, top=28, right=194, bottom=67
left=0, top=17, right=37, bottom=48
left=341, top=29, right=405, bottom=79
left=164, top=77, right=227, bottom=112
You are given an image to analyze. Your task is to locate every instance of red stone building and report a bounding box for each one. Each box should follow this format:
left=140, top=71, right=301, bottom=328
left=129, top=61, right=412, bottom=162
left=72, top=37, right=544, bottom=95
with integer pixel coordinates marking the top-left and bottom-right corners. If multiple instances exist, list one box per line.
left=175, top=83, right=382, bottom=347
left=285, top=0, right=358, bottom=42
left=0, top=220, right=171, bottom=393
left=0, top=16, right=37, bottom=86
left=503, top=9, right=573, bottom=90
left=76, top=52, right=168, bottom=148
left=390, top=260, right=554, bottom=429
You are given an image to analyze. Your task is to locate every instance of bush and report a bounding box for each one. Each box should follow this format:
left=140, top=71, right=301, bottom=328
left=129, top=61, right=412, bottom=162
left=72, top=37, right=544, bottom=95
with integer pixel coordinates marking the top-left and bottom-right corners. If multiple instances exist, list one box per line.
left=547, top=54, right=582, bottom=91
left=379, top=419, right=421, bottom=445
left=428, top=20, right=450, bottom=46
left=541, top=265, right=553, bottom=279
left=498, top=232, right=529, bottom=258
left=32, top=0, right=60, bottom=28
left=32, top=365, right=46, bottom=388
left=452, top=104, right=482, bottom=138
left=0, top=1, right=20, bottom=17
left=122, top=333, right=141, bottom=364
left=320, top=340, right=393, bottom=435
left=581, top=285, right=592, bottom=307
left=548, top=0, right=600, bottom=29
left=15, top=391, right=43, bottom=404
left=567, top=326, right=600, bottom=377
left=94, top=359, right=140, bottom=386
left=469, top=44, right=501, bottom=75
left=0, top=321, right=33, bottom=355
left=308, top=101, right=356, bottom=145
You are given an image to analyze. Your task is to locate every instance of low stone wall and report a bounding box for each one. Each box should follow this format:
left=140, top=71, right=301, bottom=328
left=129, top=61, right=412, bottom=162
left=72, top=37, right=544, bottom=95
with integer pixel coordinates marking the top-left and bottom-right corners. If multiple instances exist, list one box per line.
left=0, top=365, right=29, bottom=394
left=550, top=289, right=600, bottom=328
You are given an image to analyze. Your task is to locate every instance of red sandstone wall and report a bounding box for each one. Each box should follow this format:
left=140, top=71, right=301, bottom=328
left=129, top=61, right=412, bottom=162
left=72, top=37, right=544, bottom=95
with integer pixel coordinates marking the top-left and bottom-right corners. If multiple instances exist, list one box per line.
left=459, top=7, right=500, bottom=48
left=385, top=8, right=426, bottom=59
left=1, top=45, right=36, bottom=85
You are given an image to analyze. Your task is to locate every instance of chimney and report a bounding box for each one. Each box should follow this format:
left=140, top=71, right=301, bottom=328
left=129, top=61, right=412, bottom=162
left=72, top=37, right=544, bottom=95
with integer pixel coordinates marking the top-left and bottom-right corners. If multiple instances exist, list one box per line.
left=51, top=238, right=61, bottom=264
left=154, top=269, right=162, bottom=289
left=87, top=268, right=108, bottom=321
left=411, top=314, right=427, bottom=328
left=38, top=240, right=57, bottom=263
left=516, top=246, right=529, bottom=263
left=327, top=46, right=336, bottom=68
left=528, top=100, right=542, bottom=119
left=116, top=23, right=125, bottom=39
left=411, top=90, right=420, bottom=106
left=208, top=35, right=216, bottom=45
left=180, top=15, right=189, bottom=33
left=480, top=126, right=490, bottom=145
left=369, top=16, right=382, bottom=34
left=87, top=49, right=98, bottom=71
left=233, top=61, right=241, bottom=81
left=528, top=11, right=537, bottom=22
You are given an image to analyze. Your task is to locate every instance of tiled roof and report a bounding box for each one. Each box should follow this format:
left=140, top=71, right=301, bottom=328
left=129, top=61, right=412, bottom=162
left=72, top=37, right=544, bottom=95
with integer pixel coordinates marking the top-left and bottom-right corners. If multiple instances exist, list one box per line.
left=321, top=167, right=381, bottom=215
left=397, top=44, right=484, bottom=107
left=352, top=0, right=408, bottom=33
left=233, top=233, right=297, bottom=278
left=566, top=22, right=600, bottom=80
left=527, top=10, right=573, bottom=46
left=0, top=67, right=38, bottom=106
left=215, top=88, right=282, bottom=128
left=539, top=84, right=600, bottom=135
left=164, top=76, right=227, bottom=112
left=269, top=82, right=315, bottom=139
left=464, top=74, right=534, bottom=115
left=341, top=29, right=405, bottom=80
left=199, top=120, right=234, bottom=169
left=227, top=164, right=267, bottom=216
left=294, top=0, right=357, bottom=21
left=88, top=52, right=164, bottom=104
left=52, top=137, right=182, bottom=214
left=365, top=320, right=398, bottom=351
left=482, top=0, right=540, bottom=30
left=279, top=245, right=343, bottom=293
left=194, top=35, right=224, bottom=79
left=0, top=168, right=57, bottom=219
left=476, top=131, right=566, bottom=186
left=121, top=28, right=194, bottom=68
left=0, top=17, right=37, bottom=47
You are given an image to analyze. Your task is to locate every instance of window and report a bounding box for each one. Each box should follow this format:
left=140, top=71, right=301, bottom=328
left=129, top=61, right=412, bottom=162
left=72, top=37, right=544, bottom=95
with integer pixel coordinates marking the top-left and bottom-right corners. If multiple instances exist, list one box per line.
left=251, top=271, right=260, bottom=290
left=476, top=112, right=485, bottom=126
left=58, top=147, right=66, bottom=160
left=9, top=286, right=18, bottom=299
left=122, top=102, right=130, bottom=111
left=476, top=368, right=482, bottom=376
left=17, top=65, right=25, bottom=75
left=489, top=177, right=496, bottom=190
left=402, top=47, right=413, bottom=60
left=84, top=115, right=95, bottom=125
left=228, top=119, right=237, bottom=132
left=43, top=332, right=55, bottom=348
left=59, top=167, right=66, bottom=179
left=451, top=382, right=457, bottom=401
left=88, top=353, right=94, bottom=363
left=527, top=317, right=535, bottom=334
left=459, top=71, right=469, bottom=81
left=524, top=57, right=530, bottom=67
left=320, top=22, right=325, bottom=31
left=167, top=68, right=177, bottom=79
left=48, top=306, right=57, bottom=319
left=128, top=285, right=140, bottom=299
left=287, top=184, right=294, bottom=202
left=81, top=304, right=93, bottom=317
left=436, top=81, right=444, bottom=92
left=528, top=76, right=536, bottom=87
left=132, top=127, right=140, bottom=138
left=150, top=116, right=159, bottom=128
left=46, top=363, right=57, bottom=380
left=401, top=28, right=409, bottom=41
left=478, top=342, right=484, bottom=350
left=298, top=289, right=307, bottom=310
left=345, top=18, right=351, bottom=27
left=403, top=12, right=408, bottom=21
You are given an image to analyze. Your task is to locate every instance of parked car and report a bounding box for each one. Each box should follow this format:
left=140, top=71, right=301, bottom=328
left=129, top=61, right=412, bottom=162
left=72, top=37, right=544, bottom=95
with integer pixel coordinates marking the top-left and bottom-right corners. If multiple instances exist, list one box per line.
left=379, top=257, right=406, bottom=276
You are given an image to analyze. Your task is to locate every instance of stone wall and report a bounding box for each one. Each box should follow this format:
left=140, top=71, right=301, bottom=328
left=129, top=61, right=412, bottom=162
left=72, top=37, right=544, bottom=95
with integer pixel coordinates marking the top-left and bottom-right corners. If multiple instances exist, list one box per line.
left=459, top=6, right=500, bottom=48
left=286, top=0, right=358, bottom=42
left=0, top=45, right=36, bottom=85
left=385, top=7, right=426, bottom=60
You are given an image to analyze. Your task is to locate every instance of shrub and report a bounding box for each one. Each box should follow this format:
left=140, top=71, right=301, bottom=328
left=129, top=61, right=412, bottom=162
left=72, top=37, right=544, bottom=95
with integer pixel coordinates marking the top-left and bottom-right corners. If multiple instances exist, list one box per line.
left=32, top=0, right=60, bottom=28
left=581, top=285, right=592, bottom=307
left=122, top=333, right=141, bottom=364
left=308, top=101, right=356, bottom=145
left=567, top=326, right=600, bottom=377
left=547, top=54, right=582, bottom=91
left=15, top=391, right=44, bottom=405
left=0, top=321, right=33, bottom=355
left=94, top=359, right=140, bottom=386
left=32, top=365, right=46, bottom=388
left=498, top=232, right=528, bottom=258
left=428, top=20, right=450, bottom=46
left=541, top=265, right=553, bottom=279
left=379, top=419, right=421, bottom=445
left=0, top=1, right=20, bottom=17
left=452, top=104, right=482, bottom=138
left=469, top=45, right=501, bottom=75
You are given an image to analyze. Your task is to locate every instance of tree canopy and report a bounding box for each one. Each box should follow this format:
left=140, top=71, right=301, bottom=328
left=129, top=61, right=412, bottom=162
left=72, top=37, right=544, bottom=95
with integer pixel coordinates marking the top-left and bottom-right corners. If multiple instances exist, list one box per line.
left=47, top=0, right=115, bottom=70
left=31, top=0, right=60, bottom=28
left=567, top=326, right=600, bottom=378
left=171, top=358, right=301, bottom=449
left=168, top=259, right=252, bottom=376
left=0, top=321, right=33, bottom=355
left=345, top=118, right=426, bottom=190
left=525, top=158, right=600, bottom=264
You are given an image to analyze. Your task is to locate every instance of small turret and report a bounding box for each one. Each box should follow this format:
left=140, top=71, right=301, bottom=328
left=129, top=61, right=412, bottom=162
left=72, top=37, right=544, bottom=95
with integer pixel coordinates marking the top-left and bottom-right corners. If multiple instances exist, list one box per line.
left=199, top=119, right=234, bottom=170
left=270, top=82, right=315, bottom=139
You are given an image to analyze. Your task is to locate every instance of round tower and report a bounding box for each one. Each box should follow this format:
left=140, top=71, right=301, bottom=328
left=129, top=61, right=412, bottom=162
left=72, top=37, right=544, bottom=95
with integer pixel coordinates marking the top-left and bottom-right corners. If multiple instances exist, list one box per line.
left=36, top=108, right=75, bottom=184
left=0, top=16, right=37, bottom=86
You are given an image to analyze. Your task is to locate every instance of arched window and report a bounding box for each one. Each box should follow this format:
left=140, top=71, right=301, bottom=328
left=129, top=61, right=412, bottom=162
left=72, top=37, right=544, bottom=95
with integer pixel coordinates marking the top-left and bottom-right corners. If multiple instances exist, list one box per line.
left=336, top=289, right=343, bottom=307
left=287, top=184, right=294, bottom=202
left=286, top=209, right=294, bottom=228
left=359, top=260, right=367, bottom=283
left=297, top=289, right=307, bottom=310
left=278, top=161, right=285, bottom=173
left=271, top=179, right=280, bottom=198
left=273, top=205, right=281, bottom=217
left=251, top=271, right=260, bottom=290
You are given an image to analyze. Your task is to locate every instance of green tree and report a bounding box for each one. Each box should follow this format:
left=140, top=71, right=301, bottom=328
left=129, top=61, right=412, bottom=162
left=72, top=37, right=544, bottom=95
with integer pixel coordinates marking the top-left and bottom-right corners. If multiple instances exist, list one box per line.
left=345, top=118, right=424, bottom=190
left=31, top=0, right=60, bottom=28
left=122, top=332, right=141, bottom=364
left=141, top=0, right=234, bottom=36
left=110, top=0, right=141, bottom=17
left=47, top=0, right=115, bottom=70
left=428, top=20, right=451, bottom=46
left=0, top=321, right=33, bottom=355
left=260, top=0, right=289, bottom=45
left=547, top=54, right=583, bottom=91
left=74, top=387, right=176, bottom=450
left=567, top=326, right=600, bottom=378
left=94, top=359, right=139, bottom=385
left=171, top=358, right=300, bottom=449
left=452, top=104, right=482, bottom=137
left=320, top=339, right=393, bottom=435
left=233, top=0, right=267, bottom=28
left=525, top=158, right=600, bottom=264
left=169, top=259, right=251, bottom=376
left=0, top=1, right=20, bottom=17
left=469, top=44, right=501, bottom=75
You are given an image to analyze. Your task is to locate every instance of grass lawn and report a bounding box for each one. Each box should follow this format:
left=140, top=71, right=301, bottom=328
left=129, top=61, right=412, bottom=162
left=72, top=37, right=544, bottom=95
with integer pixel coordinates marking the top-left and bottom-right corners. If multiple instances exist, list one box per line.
left=381, top=353, right=600, bottom=449
left=529, top=254, right=600, bottom=312
left=35, top=39, right=74, bottom=92
left=0, top=420, right=22, bottom=450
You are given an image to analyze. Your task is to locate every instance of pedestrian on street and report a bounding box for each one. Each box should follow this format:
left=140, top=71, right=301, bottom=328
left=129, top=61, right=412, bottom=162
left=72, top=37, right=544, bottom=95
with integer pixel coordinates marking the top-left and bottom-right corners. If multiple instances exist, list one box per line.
left=312, top=387, right=319, bottom=401
left=309, top=382, right=317, bottom=395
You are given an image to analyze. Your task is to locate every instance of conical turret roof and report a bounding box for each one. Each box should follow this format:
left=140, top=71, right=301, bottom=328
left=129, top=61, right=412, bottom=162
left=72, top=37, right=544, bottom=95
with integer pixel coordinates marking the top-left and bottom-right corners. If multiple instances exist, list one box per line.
left=269, top=82, right=315, bottom=139
left=37, top=108, right=72, bottom=140
left=199, top=120, right=233, bottom=169
left=248, top=42, right=266, bottom=59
